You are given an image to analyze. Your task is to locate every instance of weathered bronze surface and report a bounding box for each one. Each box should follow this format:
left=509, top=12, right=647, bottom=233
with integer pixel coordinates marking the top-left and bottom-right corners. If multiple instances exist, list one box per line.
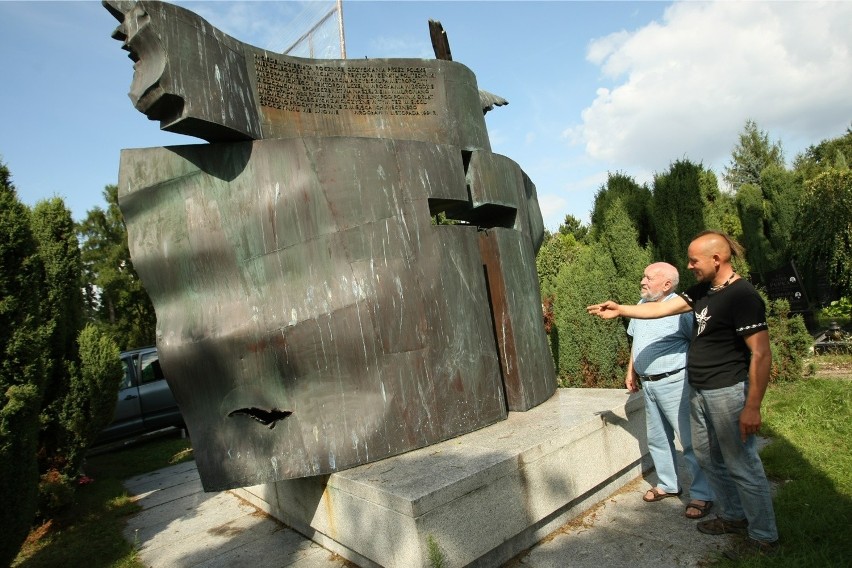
left=106, top=0, right=555, bottom=491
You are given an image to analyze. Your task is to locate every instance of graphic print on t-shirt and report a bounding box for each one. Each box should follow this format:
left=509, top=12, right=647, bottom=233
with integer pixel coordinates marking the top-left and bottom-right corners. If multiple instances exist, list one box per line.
left=695, top=306, right=711, bottom=336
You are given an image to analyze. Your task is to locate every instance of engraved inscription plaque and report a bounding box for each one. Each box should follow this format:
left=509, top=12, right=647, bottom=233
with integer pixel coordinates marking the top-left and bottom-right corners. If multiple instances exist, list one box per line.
left=255, top=56, right=437, bottom=116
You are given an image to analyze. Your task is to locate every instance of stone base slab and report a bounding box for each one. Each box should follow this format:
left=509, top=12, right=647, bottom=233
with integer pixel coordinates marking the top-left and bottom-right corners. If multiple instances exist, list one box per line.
left=234, top=388, right=649, bottom=567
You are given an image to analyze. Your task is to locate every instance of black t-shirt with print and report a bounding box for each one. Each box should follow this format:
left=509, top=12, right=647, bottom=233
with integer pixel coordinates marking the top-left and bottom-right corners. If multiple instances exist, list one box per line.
left=678, top=278, right=768, bottom=390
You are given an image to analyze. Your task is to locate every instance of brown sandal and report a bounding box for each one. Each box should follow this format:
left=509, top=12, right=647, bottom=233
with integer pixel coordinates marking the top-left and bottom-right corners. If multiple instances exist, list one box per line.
left=643, top=488, right=682, bottom=502
left=685, top=500, right=713, bottom=519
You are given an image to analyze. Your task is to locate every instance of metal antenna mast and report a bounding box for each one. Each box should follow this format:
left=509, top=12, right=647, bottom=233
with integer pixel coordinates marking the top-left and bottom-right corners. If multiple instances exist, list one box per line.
left=282, top=0, right=346, bottom=59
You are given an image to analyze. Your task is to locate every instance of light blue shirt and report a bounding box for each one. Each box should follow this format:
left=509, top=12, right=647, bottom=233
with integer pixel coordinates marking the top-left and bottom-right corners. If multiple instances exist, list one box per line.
left=626, top=293, right=693, bottom=376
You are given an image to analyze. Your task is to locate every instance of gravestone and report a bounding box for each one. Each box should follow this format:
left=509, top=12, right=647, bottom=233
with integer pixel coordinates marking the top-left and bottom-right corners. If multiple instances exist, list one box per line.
left=104, top=0, right=556, bottom=491
left=764, top=260, right=810, bottom=312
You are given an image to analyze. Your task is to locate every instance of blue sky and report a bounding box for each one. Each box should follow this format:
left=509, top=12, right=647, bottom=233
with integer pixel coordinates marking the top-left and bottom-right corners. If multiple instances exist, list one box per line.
left=2, top=1, right=851, bottom=230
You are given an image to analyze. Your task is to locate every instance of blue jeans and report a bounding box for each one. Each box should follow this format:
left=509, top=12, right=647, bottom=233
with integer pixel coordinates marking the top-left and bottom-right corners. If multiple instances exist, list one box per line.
left=690, top=382, right=778, bottom=542
left=643, top=371, right=713, bottom=501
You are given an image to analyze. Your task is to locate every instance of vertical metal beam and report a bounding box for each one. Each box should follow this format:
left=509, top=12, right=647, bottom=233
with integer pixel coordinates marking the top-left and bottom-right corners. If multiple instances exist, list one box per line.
left=337, top=0, right=346, bottom=59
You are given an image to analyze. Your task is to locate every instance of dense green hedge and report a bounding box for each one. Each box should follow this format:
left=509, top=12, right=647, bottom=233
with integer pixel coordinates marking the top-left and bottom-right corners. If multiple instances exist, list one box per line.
left=549, top=200, right=649, bottom=387
left=0, top=167, right=47, bottom=567
left=1, top=165, right=124, bottom=562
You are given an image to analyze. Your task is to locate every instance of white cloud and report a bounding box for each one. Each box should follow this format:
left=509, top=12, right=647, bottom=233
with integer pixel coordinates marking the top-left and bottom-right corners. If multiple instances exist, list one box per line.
left=179, top=1, right=329, bottom=52
left=368, top=35, right=434, bottom=59
left=537, top=193, right=569, bottom=228
left=572, top=1, right=852, bottom=173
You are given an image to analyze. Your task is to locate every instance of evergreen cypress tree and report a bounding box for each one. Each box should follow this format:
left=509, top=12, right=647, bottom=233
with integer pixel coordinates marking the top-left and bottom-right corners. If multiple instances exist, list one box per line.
left=78, top=185, right=156, bottom=349
left=551, top=200, right=649, bottom=387
left=30, top=199, right=85, bottom=477
left=650, top=159, right=707, bottom=284
left=735, top=166, right=800, bottom=281
left=723, top=119, right=784, bottom=193
left=590, top=173, right=653, bottom=245
left=0, top=162, right=48, bottom=566
left=699, top=169, right=742, bottom=244
left=30, top=198, right=124, bottom=514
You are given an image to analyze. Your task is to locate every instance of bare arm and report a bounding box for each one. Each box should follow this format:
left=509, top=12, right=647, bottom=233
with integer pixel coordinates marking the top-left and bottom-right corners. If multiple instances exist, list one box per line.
left=625, top=350, right=639, bottom=393
left=739, top=330, right=772, bottom=442
left=587, top=296, right=692, bottom=319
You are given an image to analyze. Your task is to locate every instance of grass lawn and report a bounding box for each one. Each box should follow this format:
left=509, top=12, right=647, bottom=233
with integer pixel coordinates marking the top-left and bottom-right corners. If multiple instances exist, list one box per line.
left=716, top=355, right=851, bottom=567
left=12, top=430, right=193, bottom=568
left=760, top=379, right=852, bottom=566
left=12, top=356, right=851, bottom=567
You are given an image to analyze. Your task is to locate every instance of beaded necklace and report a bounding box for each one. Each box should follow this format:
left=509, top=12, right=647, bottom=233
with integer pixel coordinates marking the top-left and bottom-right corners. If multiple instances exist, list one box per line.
left=709, top=272, right=736, bottom=292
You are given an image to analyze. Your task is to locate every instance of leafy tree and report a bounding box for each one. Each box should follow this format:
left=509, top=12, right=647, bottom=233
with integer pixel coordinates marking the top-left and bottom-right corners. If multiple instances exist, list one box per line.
left=723, top=119, right=785, bottom=192
left=78, top=185, right=156, bottom=349
left=557, top=214, right=589, bottom=243
left=650, top=159, right=708, bottom=284
left=0, top=163, right=48, bottom=566
left=793, top=125, right=852, bottom=180
left=793, top=168, right=852, bottom=298
left=791, top=128, right=852, bottom=304
left=590, top=172, right=653, bottom=245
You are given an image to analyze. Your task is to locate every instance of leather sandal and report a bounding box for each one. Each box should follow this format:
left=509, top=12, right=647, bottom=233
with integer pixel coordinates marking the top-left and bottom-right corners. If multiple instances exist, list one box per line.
left=643, top=488, right=682, bottom=502
left=685, top=500, right=713, bottom=519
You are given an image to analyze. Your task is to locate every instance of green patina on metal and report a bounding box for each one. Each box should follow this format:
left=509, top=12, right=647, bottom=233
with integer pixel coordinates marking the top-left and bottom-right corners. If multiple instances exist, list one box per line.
left=106, top=0, right=555, bottom=491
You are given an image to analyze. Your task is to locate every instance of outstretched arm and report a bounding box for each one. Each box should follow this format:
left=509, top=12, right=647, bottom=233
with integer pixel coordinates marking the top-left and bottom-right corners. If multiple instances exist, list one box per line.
left=587, top=296, right=692, bottom=319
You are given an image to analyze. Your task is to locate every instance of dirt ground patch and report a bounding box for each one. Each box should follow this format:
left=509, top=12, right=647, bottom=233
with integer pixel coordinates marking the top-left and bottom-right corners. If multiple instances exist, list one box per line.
left=810, top=357, right=852, bottom=380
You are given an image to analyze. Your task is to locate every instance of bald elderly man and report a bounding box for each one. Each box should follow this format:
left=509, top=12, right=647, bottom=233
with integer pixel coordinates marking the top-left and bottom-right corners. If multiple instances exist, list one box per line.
left=589, top=231, right=779, bottom=559
left=626, top=262, right=713, bottom=519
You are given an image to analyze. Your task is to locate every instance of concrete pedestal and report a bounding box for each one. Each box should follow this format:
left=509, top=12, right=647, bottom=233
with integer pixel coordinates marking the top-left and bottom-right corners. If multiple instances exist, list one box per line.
left=234, top=388, right=648, bottom=567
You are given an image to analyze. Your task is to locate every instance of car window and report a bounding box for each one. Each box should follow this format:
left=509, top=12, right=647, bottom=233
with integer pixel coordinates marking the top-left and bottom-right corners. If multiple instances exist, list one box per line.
left=120, top=358, right=134, bottom=389
left=140, top=352, right=165, bottom=384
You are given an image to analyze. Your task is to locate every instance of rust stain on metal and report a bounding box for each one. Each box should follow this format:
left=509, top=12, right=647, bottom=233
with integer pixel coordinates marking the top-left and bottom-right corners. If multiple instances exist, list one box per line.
left=107, top=0, right=556, bottom=491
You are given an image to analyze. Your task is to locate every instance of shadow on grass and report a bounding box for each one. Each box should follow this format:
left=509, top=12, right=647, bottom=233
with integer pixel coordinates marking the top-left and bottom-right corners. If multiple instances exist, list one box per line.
left=719, top=379, right=852, bottom=567
left=758, top=437, right=852, bottom=567
left=14, top=476, right=142, bottom=568
left=13, top=429, right=193, bottom=568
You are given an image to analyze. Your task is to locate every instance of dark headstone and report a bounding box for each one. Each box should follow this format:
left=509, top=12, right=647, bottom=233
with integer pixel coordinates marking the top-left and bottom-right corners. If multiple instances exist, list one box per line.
left=764, top=260, right=810, bottom=312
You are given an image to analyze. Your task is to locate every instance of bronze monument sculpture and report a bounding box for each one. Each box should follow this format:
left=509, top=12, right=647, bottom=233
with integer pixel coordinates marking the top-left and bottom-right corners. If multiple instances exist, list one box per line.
left=105, top=0, right=556, bottom=491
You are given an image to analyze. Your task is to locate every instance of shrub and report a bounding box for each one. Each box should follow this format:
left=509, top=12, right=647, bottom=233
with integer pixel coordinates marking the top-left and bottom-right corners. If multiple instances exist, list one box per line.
left=59, top=325, right=122, bottom=476
left=37, top=469, right=76, bottom=517
left=536, top=231, right=581, bottom=299
left=550, top=201, right=649, bottom=387
left=766, top=298, right=813, bottom=382
left=818, top=296, right=851, bottom=327
left=552, top=246, right=630, bottom=387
